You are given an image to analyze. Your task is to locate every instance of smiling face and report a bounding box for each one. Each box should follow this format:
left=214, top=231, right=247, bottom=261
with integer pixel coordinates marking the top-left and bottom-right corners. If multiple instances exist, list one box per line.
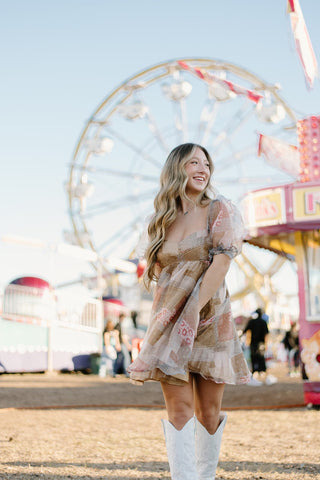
left=184, top=147, right=211, bottom=198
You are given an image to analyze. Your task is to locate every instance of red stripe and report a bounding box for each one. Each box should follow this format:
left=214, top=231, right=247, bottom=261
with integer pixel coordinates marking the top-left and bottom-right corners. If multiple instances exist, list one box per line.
left=194, top=67, right=205, bottom=79
left=177, top=61, right=190, bottom=70
left=225, top=79, right=236, bottom=93
left=177, top=61, right=263, bottom=103
left=247, top=91, right=263, bottom=103
left=257, top=133, right=263, bottom=156
left=288, top=0, right=295, bottom=13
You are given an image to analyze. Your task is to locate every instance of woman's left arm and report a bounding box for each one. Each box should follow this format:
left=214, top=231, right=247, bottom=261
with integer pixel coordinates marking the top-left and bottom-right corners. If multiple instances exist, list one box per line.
left=113, top=330, right=122, bottom=352
left=198, top=254, right=231, bottom=311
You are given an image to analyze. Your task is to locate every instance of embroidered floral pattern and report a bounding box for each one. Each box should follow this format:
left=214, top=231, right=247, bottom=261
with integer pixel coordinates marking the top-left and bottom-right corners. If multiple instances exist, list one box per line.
left=177, top=319, right=195, bottom=345
left=155, top=307, right=176, bottom=328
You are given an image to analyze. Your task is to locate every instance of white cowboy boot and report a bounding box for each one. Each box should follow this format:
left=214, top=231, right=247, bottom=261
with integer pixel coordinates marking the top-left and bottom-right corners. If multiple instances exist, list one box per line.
left=195, top=413, right=227, bottom=479
left=162, top=417, right=198, bottom=480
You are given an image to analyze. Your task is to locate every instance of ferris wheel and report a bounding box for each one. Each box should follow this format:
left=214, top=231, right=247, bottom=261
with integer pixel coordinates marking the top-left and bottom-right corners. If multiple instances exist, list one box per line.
left=65, top=58, right=297, bottom=300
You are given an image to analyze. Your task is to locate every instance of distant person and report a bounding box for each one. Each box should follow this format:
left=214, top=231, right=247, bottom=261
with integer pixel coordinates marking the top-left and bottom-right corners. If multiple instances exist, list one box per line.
left=114, top=313, right=132, bottom=375
left=244, top=308, right=276, bottom=385
left=282, top=322, right=300, bottom=377
left=99, top=319, right=121, bottom=377
left=131, top=310, right=138, bottom=329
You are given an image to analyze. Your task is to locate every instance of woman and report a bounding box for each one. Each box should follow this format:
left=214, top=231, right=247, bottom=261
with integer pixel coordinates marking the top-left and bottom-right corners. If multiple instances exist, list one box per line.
left=128, top=143, right=251, bottom=480
left=282, top=321, right=300, bottom=376
left=99, top=319, right=121, bottom=377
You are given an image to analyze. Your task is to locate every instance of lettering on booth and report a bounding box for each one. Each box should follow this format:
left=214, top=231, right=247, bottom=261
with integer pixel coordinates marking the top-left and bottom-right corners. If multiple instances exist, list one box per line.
left=293, top=187, right=320, bottom=221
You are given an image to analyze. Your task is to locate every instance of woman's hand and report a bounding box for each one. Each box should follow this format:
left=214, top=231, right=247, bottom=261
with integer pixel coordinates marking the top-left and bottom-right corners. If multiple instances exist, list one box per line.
left=198, top=253, right=231, bottom=311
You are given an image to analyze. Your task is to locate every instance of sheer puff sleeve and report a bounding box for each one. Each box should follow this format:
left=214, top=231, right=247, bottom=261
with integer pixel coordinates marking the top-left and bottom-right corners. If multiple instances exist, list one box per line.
left=210, top=195, right=246, bottom=260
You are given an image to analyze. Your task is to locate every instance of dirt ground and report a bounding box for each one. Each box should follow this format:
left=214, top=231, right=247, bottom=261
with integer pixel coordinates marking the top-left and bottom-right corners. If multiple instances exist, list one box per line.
left=0, top=362, right=319, bottom=480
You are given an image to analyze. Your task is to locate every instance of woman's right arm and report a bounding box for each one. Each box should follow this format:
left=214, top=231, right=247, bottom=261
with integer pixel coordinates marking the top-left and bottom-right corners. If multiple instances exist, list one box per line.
left=198, top=253, right=231, bottom=311
left=104, top=332, right=110, bottom=348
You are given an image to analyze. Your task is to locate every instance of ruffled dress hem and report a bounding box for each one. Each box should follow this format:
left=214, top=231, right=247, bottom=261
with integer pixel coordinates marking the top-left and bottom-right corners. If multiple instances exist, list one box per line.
left=129, top=366, right=251, bottom=386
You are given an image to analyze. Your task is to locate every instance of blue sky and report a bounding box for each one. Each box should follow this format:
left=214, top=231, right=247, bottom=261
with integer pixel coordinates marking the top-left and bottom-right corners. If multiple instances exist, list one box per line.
left=0, top=0, right=319, bottom=288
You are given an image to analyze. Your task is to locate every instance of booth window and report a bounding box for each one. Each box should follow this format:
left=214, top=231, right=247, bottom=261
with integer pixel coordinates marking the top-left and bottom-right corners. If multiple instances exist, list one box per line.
left=303, top=231, right=320, bottom=320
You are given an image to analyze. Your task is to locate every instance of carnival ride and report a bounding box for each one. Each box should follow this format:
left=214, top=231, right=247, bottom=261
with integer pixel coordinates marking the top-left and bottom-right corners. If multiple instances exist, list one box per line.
left=65, top=58, right=298, bottom=309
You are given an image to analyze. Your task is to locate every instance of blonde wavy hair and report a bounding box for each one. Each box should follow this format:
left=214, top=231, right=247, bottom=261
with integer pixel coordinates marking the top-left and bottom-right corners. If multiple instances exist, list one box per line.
left=143, top=143, right=214, bottom=289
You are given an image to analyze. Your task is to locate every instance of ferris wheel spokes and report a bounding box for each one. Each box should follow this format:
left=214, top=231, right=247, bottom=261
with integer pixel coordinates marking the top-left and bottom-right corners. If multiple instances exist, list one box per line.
left=70, top=163, right=159, bottom=182
left=80, top=189, right=156, bottom=219
left=143, top=106, right=170, bottom=153
left=198, top=101, right=220, bottom=147
left=214, top=145, right=256, bottom=174
left=212, top=102, right=257, bottom=154
left=97, top=208, right=152, bottom=258
left=106, top=126, right=163, bottom=169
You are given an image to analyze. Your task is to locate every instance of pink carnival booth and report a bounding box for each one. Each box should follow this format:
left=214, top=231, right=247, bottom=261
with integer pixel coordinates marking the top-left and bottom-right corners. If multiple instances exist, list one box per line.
left=0, top=276, right=102, bottom=373
left=242, top=116, right=320, bottom=406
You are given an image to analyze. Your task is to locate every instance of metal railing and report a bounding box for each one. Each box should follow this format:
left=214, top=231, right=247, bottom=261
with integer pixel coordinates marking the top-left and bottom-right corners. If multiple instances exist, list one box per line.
left=1, top=284, right=103, bottom=332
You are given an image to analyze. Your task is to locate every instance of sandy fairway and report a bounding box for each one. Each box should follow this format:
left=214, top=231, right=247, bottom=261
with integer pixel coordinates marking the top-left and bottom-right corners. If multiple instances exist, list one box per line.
left=0, top=363, right=319, bottom=479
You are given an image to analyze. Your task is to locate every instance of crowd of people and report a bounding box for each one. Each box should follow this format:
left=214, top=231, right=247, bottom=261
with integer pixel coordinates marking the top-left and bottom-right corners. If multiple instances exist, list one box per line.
left=99, top=313, right=134, bottom=378
left=98, top=307, right=300, bottom=386
left=239, top=308, right=300, bottom=386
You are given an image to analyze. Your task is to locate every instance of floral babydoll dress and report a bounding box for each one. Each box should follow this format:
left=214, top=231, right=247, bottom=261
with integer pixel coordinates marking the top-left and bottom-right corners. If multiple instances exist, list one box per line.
left=128, top=195, right=251, bottom=386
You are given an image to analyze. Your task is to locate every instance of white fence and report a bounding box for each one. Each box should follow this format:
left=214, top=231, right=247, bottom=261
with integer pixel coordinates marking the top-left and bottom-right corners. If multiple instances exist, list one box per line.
left=1, top=283, right=103, bottom=332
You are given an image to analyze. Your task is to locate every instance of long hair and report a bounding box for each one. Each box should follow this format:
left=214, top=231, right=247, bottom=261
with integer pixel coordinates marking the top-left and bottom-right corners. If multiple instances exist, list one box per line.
left=143, top=143, right=214, bottom=289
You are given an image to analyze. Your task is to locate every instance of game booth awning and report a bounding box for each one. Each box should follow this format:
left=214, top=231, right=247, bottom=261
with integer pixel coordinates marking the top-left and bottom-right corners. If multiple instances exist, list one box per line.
left=242, top=116, right=320, bottom=406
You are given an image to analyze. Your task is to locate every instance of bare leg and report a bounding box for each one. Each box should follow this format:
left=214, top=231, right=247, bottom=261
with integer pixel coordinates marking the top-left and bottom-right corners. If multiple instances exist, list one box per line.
left=193, top=374, right=225, bottom=434
left=161, top=377, right=198, bottom=479
left=161, top=377, right=194, bottom=430
left=193, top=375, right=226, bottom=479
